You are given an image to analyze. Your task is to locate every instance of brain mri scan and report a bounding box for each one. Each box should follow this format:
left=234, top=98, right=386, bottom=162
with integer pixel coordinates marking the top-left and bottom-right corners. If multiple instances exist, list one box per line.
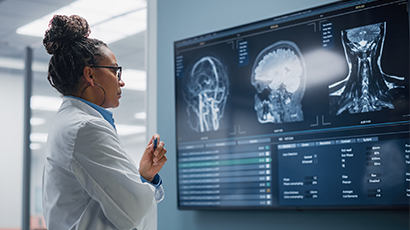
left=329, top=22, right=405, bottom=115
left=251, top=41, right=306, bottom=123
left=182, top=56, right=229, bottom=132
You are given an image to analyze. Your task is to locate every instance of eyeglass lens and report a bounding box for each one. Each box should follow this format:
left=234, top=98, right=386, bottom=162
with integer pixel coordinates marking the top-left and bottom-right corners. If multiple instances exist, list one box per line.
left=115, top=68, right=121, bottom=81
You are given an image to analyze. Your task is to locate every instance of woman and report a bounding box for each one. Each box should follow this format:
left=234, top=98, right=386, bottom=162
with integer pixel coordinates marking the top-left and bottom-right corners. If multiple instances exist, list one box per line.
left=42, top=15, right=167, bottom=230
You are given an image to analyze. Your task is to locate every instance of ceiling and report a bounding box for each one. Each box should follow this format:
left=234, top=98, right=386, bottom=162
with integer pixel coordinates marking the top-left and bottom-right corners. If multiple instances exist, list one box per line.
left=0, top=0, right=148, bottom=161
left=0, top=0, right=146, bottom=68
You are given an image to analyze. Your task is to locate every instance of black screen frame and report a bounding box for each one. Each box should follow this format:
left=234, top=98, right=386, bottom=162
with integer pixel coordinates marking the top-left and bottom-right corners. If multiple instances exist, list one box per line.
left=173, top=0, right=410, bottom=210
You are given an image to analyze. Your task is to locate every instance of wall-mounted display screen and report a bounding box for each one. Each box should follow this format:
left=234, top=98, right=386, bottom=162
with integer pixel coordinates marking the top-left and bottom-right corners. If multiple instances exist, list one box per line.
left=174, top=0, right=409, bottom=209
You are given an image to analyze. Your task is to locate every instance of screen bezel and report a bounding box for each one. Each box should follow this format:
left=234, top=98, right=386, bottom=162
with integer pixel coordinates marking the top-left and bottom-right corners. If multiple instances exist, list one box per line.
left=173, top=0, right=410, bottom=210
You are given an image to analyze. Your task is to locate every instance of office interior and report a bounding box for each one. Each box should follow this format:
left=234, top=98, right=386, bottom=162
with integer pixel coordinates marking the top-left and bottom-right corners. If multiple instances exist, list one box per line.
left=0, top=0, right=408, bottom=229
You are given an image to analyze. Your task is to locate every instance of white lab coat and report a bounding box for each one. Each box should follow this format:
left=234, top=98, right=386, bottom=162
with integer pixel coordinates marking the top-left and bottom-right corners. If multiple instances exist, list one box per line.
left=43, top=97, right=164, bottom=230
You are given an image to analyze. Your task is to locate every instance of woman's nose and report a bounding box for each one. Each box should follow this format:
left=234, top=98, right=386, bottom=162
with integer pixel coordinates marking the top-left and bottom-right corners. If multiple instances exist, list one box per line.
left=119, top=79, right=125, bottom=87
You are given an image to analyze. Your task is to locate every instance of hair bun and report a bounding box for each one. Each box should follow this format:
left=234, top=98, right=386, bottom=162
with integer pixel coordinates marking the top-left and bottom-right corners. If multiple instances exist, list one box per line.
left=43, top=15, right=90, bottom=54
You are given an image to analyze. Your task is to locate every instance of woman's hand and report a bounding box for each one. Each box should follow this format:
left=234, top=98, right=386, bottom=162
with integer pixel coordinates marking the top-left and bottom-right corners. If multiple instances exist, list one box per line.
left=139, top=134, right=167, bottom=182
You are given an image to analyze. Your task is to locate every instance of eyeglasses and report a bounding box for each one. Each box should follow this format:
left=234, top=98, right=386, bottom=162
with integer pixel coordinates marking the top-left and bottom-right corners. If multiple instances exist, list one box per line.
left=90, top=66, right=122, bottom=81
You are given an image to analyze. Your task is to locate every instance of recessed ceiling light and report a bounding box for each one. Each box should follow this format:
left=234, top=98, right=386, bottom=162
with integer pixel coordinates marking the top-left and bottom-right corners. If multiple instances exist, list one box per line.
left=30, top=143, right=42, bottom=150
left=0, top=57, right=48, bottom=72
left=134, top=112, right=147, bottom=119
left=116, top=124, right=146, bottom=136
left=31, top=95, right=62, bottom=111
left=31, top=117, right=46, bottom=126
left=90, top=9, right=146, bottom=44
left=122, top=69, right=146, bottom=91
left=16, top=0, right=147, bottom=44
left=30, top=133, right=48, bottom=143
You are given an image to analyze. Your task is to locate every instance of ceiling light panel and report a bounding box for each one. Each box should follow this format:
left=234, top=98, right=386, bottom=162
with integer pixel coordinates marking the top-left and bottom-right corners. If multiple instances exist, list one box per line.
left=31, top=95, right=62, bottom=111
left=134, top=112, right=146, bottom=119
left=16, top=0, right=146, bottom=44
left=90, top=9, right=146, bottom=43
left=30, top=133, right=48, bottom=143
left=121, top=69, right=146, bottom=91
left=116, top=124, right=146, bottom=136
left=30, top=143, right=42, bottom=150
left=0, top=57, right=48, bottom=72
left=31, top=117, right=46, bottom=126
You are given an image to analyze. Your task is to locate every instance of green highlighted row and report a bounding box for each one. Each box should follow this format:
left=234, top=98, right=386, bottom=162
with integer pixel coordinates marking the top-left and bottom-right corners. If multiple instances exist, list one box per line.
left=179, top=157, right=272, bottom=168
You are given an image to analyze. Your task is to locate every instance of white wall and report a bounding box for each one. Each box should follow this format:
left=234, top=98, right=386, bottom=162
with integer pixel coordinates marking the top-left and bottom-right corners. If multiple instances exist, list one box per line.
left=0, top=70, right=23, bottom=228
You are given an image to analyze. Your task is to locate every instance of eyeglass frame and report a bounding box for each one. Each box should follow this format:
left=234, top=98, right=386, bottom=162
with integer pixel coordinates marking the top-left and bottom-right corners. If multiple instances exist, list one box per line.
left=89, top=65, right=122, bottom=81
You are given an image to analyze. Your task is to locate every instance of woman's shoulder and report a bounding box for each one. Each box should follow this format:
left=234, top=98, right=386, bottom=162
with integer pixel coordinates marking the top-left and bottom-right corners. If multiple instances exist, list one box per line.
left=50, top=97, right=113, bottom=137
left=46, top=98, right=118, bottom=160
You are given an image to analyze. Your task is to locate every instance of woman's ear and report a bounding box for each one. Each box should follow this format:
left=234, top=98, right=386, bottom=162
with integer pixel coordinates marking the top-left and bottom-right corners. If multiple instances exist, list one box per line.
left=83, top=66, right=95, bottom=86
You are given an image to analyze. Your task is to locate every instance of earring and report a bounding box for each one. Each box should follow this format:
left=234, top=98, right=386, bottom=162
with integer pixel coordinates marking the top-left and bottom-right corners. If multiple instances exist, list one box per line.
left=80, top=84, right=106, bottom=107
left=95, top=84, right=106, bottom=106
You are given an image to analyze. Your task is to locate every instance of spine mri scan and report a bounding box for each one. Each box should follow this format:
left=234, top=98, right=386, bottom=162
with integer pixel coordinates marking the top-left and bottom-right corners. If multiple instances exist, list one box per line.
left=329, top=22, right=405, bottom=115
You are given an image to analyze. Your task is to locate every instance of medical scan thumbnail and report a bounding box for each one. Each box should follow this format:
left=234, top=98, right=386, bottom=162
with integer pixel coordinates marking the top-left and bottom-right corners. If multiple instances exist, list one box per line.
left=182, top=56, right=229, bottom=132
left=329, top=22, right=405, bottom=115
left=251, top=41, right=306, bottom=124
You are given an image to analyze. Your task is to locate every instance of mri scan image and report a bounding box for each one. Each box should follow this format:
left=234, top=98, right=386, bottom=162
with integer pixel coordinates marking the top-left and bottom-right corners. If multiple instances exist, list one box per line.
left=251, top=41, right=306, bottom=123
left=182, top=56, right=229, bottom=132
left=329, top=22, right=405, bottom=115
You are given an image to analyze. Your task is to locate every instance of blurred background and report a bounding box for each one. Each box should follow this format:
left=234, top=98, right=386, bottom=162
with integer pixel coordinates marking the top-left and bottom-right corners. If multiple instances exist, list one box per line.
left=0, top=0, right=148, bottom=229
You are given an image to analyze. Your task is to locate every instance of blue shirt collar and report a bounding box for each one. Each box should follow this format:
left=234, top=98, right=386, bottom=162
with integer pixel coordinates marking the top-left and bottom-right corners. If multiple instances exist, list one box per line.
left=65, top=96, right=116, bottom=130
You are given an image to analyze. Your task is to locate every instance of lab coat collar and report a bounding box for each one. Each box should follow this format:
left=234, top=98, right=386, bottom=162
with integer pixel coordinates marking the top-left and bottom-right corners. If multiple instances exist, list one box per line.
left=64, top=96, right=116, bottom=130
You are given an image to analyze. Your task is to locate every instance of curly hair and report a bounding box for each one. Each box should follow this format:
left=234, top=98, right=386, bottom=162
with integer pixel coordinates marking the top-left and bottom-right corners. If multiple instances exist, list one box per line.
left=43, top=15, right=108, bottom=95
